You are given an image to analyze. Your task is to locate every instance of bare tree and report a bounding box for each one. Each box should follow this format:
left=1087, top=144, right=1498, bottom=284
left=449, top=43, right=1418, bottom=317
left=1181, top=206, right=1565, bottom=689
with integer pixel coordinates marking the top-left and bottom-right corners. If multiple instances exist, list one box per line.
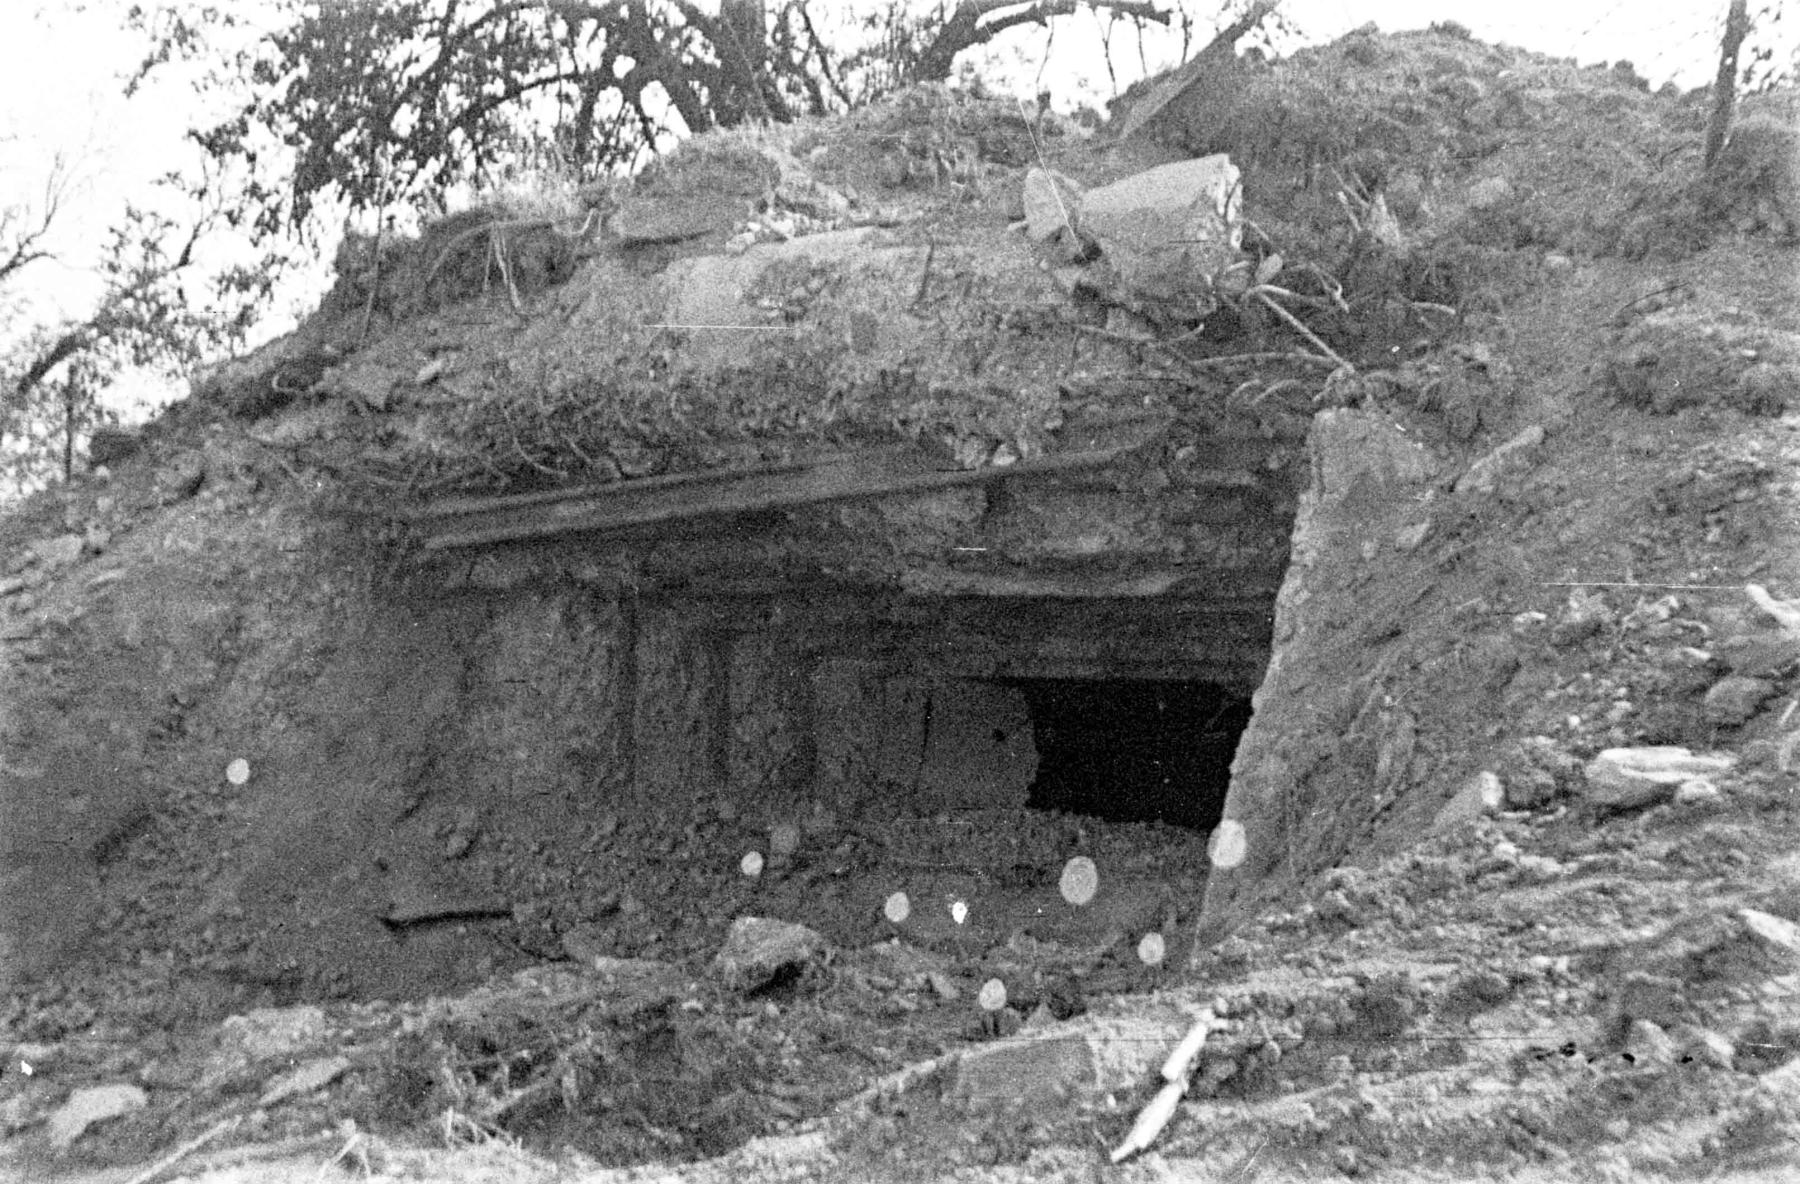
left=132, top=0, right=1193, bottom=247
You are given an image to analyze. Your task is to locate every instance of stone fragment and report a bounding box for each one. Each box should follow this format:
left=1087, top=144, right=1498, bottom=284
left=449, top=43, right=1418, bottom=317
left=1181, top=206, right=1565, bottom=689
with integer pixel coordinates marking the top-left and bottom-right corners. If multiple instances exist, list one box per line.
left=1021, top=167, right=1083, bottom=244
left=1454, top=424, right=1545, bottom=496
left=1718, top=632, right=1800, bottom=678
left=257, top=1054, right=351, bottom=1108
left=1674, top=779, right=1723, bottom=806
left=156, top=451, right=207, bottom=499
left=711, top=916, right=828, bottom=992
left=1080, top=156, right=1241, bottom=300
left=45, top=1084, right=148, bottom=1149
left=1496, top=747, right=1558, bottom=810
left=1622, top=1019, right=1678, bottom=1067
left=27, top=534, right=83, bottom=570
left=1746, top=584, right=1800, bottom=634
left=1738, top=908, right=1800, bottom=956
left=1467, top=175, right=1514, bottom=210
left=1392, top=520, right=1431, bottom=553
left=1432, top=770, right=1502, bottom=830
left=1581, top=747, right=1736, bottom=812
left=1703, top=675, right=1777, bottom=726
left=1672, top=1025, right=1735, bottom=1069
left=953, top=1031, right=1098, bottom=1112
left=219, top=1005, right=330, bottom=1061
left=561, top=922, right=611, bottom=965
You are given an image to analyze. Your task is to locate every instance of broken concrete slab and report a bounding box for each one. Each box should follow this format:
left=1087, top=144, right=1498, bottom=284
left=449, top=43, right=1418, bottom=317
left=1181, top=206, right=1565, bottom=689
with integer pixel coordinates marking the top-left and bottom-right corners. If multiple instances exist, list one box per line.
left=27, top=534, right=84, bottom=571
left=711, top=916, right=828, bottom=992
left=45, top=1083, right=147, bottom=1150
left=1080, top=155, right=1242, bottom=299
left=1582, top=746, right=1737, bottom=812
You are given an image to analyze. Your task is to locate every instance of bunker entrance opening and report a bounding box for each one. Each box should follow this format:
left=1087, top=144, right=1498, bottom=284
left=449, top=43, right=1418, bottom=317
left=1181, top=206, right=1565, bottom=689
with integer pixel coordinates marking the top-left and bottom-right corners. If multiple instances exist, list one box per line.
left=1008, top=678, right=1249, bottom=832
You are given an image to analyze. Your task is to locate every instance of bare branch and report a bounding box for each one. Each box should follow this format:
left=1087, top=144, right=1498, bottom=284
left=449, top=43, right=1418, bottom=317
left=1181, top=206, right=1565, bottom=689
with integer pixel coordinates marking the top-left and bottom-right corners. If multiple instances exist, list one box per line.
left=912, top=0, right=1173, bottom=83
left=0, top=151, right=72, bottom=288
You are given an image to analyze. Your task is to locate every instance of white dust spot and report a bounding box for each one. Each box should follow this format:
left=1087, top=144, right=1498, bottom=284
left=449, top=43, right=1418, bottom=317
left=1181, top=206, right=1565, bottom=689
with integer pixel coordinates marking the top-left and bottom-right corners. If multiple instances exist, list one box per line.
left=1059, top=856, right=1100, bottom=905
left=950, top=899, right=969, bottom=925
left=739, top=851, right=764, bottom=878
left=225, top=758, right=250, bottom=786
left=1137, top=932, right=1166, bottom=966
left=1208, top=819, right=1247, bottom=869
left=883, top=891, right=911, bottom=923
left=977, top=978, right=1008, bottom=1011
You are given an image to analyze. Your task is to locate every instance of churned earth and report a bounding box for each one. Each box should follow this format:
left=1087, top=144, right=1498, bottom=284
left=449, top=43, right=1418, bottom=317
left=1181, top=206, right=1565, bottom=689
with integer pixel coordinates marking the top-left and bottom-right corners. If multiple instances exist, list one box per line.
left=3, top=21, right=1800, bottom=1184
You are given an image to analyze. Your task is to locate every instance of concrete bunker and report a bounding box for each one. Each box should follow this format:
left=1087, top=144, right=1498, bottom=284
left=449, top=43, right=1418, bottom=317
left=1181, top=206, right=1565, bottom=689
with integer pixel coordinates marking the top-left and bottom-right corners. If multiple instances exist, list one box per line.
left=335, top=440, right=1301, bottom=997
left=679, top=589, right=1268, bottom=831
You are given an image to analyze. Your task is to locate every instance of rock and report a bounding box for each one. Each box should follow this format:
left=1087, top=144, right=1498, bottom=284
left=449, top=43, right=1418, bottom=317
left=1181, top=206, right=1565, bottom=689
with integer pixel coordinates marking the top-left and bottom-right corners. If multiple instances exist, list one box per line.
left=332, top=360, right=400, bottom=413
left=1495, top=741, right=1561, bottom=809
left=1622, top=1019, right=1678, bottom=1067
left=1674, top=779, right=1723, bottom=806
left=1501, top=769, right=1557, bottom=812
left=1581, top=747, right=1736, bottom=812
left=45, top=1083, right=148, bottom=1150
left=27, top=534, right=84, bottom=571
left=1021, top=167, right=1083, bottom=245
left=1674, top=1026, right=1735, bottom=1069
left=1454, top=423, right=1546, bottom=496
left=219, top=1005, right=330, bottom=1060
left=1738, top=908, right=1800, bottom=956
left=1079, top=156, right=1241, bottom=300
left=711, top=916, right=828, bottom=992
left=561, top=922, right=611, bottom=965
left=1431, top=771, right=1502, bottom=830
left=951, top=1031, right=1098, bottom=1112
left=1703, top=675, right=1777, bottom=726
left=156, top=451, right=207, bottom=500
left=257, top=1054, right=351, bottom=1108
left=1746, top=584, right=1800, bottom=635
left=87, top=425, right=143, bottom=467
left=1392, top=520, right=1431, bottom=553
left=1467, top=175, right=1514, bottom=210
left=1550, top=589, right=1612, bottom=647
left=1718, top=632, right=1800, bottom=678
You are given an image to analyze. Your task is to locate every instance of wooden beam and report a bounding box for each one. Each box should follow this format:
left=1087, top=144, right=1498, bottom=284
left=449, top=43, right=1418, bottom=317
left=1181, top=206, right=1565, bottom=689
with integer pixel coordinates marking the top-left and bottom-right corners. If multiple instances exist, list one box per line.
left=410, top=441, right=1142, bottom=552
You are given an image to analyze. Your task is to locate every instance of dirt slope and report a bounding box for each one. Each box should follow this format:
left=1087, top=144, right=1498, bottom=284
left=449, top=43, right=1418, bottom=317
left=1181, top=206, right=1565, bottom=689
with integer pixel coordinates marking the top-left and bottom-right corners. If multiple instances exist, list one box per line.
left=4, top=22, right=1800, bottom=1184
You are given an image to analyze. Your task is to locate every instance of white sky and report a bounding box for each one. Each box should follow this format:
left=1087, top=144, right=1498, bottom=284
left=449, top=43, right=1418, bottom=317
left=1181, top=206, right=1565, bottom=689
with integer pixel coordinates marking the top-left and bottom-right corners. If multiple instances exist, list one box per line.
left=0, top=0, right=1781, bottom=389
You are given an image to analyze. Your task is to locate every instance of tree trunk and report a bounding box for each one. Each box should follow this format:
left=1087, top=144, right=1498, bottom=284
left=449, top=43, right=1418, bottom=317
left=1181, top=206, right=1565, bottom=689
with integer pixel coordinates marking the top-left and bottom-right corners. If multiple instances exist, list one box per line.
left=1704, top=0, right=1750, bottom=173
left=714, top=0, right=774, bottom=124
